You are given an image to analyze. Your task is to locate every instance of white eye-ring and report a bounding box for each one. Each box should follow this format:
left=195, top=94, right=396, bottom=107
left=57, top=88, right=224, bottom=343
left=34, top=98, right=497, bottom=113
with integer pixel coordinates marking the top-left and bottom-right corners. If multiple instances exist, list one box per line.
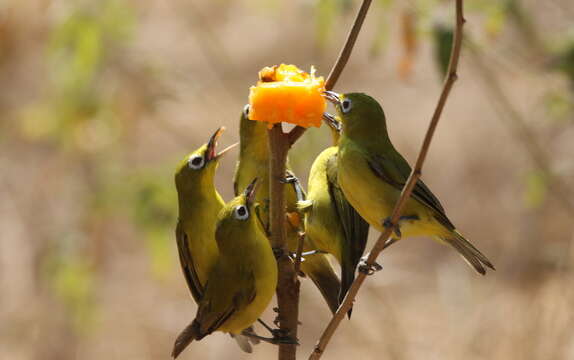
left=188, top=154, right=205, bottom=170
left=243, top=104, right=250, bottom=117
left=341, top=98, right=352, bottom=113
left=234, top=205, right=249, bottom=220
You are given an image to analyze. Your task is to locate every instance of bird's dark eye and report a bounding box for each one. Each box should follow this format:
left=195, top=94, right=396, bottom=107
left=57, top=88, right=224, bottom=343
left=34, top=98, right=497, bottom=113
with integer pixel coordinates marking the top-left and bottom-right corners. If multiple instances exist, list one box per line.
left=243, top=104, right=250, bottom=117
left=234, top=205, right=249, bottom=220
left=341, top=98, right=352, bottom=113
left=188, top=155, right=205, bottom=170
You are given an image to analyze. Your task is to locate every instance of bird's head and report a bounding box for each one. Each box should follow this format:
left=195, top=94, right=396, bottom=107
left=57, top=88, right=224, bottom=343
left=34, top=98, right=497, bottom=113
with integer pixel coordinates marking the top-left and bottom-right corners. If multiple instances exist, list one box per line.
left=215, top=178, right=260, bottom=244
left=323, top=92, right=388, bottom=145
left=175, top=127, right=237, bottom=192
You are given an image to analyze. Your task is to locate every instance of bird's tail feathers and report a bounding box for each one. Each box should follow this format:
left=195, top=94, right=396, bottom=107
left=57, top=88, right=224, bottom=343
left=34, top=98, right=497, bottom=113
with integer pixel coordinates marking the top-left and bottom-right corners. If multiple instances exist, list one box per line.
left=340, top=262, right=354, bottom=318
left=442, top=232, right=495, bottom=275
left=302, top=255, right=341, bottom=314
left=172, top=320, right=201, bottom=358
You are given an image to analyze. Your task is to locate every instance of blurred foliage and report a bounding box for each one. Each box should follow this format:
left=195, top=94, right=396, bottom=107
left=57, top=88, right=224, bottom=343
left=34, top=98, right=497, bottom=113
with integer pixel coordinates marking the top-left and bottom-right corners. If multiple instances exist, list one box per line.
left=432, top=23, right=453, bottom=77
left=368, top=0, right=393, bottom=58
left=551, top=38, right=574, bottom=90
left=544, top=91, right=574, bottom=122
left=524, top=170, right=549, bottom=209
left=129, top=171, right=178, bottom=279
left=26, top=0, right=137, bottom=336
left=44, top=245, right=97, bottom=334
left=397, top=9, right=417, bottom=79
left=21, top=0, right=134, bottom=151
left=314, top=0, right=354, bottom=51
left=465, top=0, right=508, bottom=37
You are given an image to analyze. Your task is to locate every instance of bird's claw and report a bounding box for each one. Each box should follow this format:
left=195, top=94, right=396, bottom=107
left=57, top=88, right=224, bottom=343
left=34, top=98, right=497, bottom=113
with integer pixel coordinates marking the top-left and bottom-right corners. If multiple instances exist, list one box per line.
left=282, top=172, right=306, bottom=202
left=301, top=249, right=327, bottom=257
left=273, top=247, right=287, bottom=260
left=268, top=327, right=299, bottom=345
left=270, top=328, right=289, bottom=338
left=281, top=174, right=298, bottom=184
left=288, top=249, right=326, bottom=261
left=358, top=256, right=383, bottom=275
left=243, top=326, right=299, bottom=346
left=383, top=217, right=402, bottom=238
left=270, top=333, right=299, bottom=345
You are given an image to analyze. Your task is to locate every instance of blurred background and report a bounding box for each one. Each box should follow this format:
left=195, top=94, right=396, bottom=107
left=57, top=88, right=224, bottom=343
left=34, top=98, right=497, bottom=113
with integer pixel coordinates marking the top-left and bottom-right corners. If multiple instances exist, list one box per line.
left=1, top=0, right=574, bottom=359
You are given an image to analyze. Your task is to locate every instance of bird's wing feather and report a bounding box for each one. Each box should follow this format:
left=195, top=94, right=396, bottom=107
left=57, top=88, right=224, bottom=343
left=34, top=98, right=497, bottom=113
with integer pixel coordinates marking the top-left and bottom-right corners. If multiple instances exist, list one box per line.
left=176, top=220, right=203, bottom=302
left=367, top=153, right=455, bottom=229
left=326, top=153, right=370, bottom=306
left=196, top=271, right=257, bottom=336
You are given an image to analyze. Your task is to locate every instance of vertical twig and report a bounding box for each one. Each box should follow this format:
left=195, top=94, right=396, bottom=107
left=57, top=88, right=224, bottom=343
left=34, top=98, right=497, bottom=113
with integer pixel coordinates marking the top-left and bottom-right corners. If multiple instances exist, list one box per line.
left=268, top=3, right=374, bottom=359
left=288, top=0, right=373, bottom=146
left=308, top=1, right=466, bottom=359
left=268, top=124, right=300, bottom=360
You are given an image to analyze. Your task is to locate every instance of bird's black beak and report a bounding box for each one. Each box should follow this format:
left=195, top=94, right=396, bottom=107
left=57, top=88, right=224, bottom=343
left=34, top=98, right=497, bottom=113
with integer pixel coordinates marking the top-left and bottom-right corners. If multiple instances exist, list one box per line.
left=244, top=178, right=259, bottom=206
left=322, top=112, right=341, bottom=133
left=323, top=91, right=342, bottom=106
left=206, top=127, right=237, bottom=161
left=206, top=127, right=224, bottom=161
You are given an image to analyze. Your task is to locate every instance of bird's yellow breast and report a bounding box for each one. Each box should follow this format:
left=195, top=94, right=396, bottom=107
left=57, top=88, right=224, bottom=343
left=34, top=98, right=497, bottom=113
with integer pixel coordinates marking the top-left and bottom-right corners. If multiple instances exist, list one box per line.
left=218, top=235, right=278, bottom=334
left=181, top=200, right=222, bottom=286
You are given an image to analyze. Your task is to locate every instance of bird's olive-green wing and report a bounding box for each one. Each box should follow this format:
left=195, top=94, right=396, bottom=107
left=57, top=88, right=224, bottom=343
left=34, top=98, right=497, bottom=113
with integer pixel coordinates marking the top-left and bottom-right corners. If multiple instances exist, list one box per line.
left=195, top=271, right=257, bottom=336
left=326, top=153, right=370, bottom=306
left=176, top=220, right=203, bottom=302
left=367, top=153, right=455, bottom=230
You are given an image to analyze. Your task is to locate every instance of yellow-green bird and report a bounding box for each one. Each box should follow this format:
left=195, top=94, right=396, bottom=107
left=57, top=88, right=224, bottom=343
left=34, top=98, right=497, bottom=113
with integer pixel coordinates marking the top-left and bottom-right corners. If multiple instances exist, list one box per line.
left=174, top=127, right=228, bottom=298
left=233, top=105, right=341, bottom=314
left=298, top=116, right=370, bottom=314
left=324, top=91, right=494, bottom=275
left=174, top=127, right=255, bottom=354
left=172, top=179, right=278, bottom=358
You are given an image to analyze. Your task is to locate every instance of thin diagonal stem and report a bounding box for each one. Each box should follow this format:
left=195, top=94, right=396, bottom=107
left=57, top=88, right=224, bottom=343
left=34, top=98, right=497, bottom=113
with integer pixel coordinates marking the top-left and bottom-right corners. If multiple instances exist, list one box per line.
left=288, top=0, right=373, bottom=146
left=308, top=1, right=466, bottom=359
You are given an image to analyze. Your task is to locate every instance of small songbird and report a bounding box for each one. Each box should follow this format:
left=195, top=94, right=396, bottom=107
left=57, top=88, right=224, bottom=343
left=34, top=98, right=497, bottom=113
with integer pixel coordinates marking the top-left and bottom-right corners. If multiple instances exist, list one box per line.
left=298, top=115, right=369, bottom=315
left=172, top=179, right=279, bottom=358
left=324, top=91, right=494, bottom=275
left=174, top=127, right=254, bottom=354
left=233, top=105, right=341, bottom=314
left=174, top=127, right=230, bottom=297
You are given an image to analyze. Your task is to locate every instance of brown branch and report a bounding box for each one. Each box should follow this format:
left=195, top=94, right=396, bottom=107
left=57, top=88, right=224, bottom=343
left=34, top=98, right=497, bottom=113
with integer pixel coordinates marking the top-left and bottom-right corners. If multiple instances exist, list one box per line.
left=268, top=124, right=300, bottom=360
left=324, top=0, right=373, bottom=90
left=308, top=1, right=466, bottom=358
left=288, top=0, right=373, bottom=146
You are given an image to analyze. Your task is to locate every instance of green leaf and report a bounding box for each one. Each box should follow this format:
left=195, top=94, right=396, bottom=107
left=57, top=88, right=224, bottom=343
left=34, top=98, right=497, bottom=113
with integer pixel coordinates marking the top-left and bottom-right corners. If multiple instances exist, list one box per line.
left=524, top=170, right=548, bottom=209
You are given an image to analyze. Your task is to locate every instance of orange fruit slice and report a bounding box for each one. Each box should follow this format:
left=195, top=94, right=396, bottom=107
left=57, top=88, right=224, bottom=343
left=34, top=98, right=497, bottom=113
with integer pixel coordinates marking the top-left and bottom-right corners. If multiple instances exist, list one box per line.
left=248, top=64, right=326, bottom=128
